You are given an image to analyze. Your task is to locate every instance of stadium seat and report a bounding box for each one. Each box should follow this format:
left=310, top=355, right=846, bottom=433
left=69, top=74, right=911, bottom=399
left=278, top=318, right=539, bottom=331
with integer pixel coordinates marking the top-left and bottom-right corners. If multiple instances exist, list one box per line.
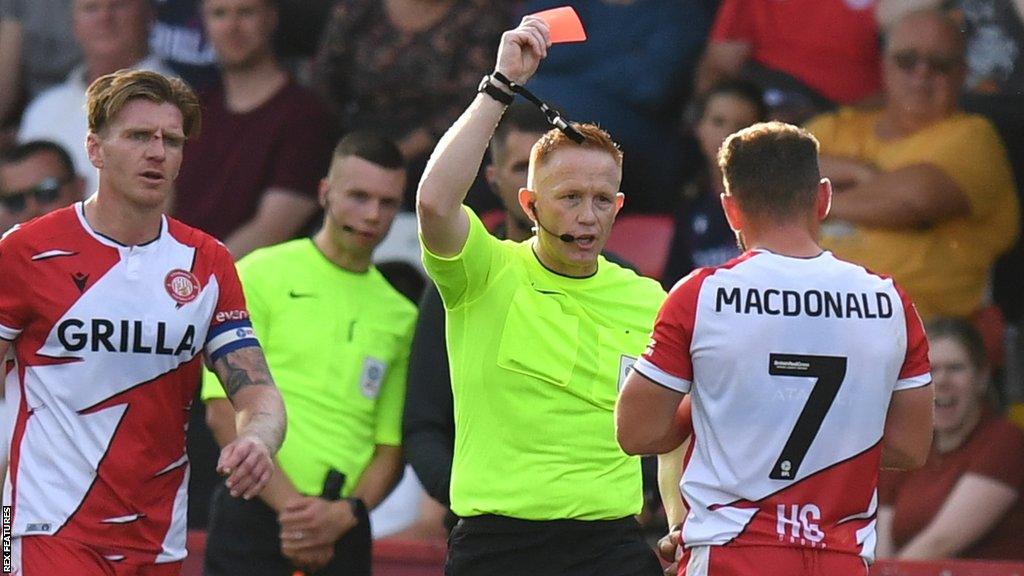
left=605, top=213, right=675, bottom=280
left=180, top=530, right=1024, bottom=575
left=972, top=304, right=1006, bottom=369
left=479, top=209, right=506, bottom=233
left=871, top=559, right=1024, bottom=575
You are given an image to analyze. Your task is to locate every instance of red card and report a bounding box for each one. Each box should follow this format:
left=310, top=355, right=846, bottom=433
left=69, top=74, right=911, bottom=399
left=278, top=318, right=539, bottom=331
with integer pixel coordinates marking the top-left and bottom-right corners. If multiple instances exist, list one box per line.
left=530, top=6, right=587, bottom=44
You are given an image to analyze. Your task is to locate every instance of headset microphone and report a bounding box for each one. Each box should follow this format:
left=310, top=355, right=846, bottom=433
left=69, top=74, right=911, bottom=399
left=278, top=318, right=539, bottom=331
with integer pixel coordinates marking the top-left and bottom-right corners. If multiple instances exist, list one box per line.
left=530, top=202, right=576, bottom=243
left=324, top=195, right=356, bottom=233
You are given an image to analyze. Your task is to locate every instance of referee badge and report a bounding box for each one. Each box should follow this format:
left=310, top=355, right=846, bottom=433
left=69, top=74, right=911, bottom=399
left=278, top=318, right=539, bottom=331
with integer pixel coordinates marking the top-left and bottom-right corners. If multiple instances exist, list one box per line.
left=618, top=355, right=637, bottom=391
left=359, top=356, right=388, bottom=399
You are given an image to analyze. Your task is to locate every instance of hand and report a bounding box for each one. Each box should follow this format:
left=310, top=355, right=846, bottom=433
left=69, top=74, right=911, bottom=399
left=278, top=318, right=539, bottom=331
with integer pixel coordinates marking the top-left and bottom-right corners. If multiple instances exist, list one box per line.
left=279, top=497, right=358, bottom=554
left=495, top=16, right=551, bottom=85
left=657, top=526, right=682, bottom=576
left=849, top=160, right=878, bottom=187
left=216, top=434, right=274, bottom=499
left=283, top=543, right=335, bottom=573
left=824, top=157, right=878, bottom=192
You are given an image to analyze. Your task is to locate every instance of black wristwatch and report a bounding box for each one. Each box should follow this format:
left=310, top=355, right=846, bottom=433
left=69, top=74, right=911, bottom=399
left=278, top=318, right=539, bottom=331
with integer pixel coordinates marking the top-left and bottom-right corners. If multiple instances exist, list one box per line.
left=478, top=75, right=514, bottom=105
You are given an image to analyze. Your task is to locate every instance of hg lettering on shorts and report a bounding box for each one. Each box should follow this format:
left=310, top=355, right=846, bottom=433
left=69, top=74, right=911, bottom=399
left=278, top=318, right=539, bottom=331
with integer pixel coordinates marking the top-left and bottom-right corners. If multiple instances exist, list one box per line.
left=777, top=503, right=825, bottom=547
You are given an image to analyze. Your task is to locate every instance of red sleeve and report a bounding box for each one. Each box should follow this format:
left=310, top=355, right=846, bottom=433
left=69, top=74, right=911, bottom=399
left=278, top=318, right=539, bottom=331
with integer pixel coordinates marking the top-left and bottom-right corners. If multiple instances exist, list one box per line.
left=896, top=283, right=930, bottom=383
left=268, top=92, right=336, bottom=199
left=200, top=239, right=259, bottom=363
left=635, top=268, right=714, bottom=391
left=0, top=227, right=31, bottom=340
left=967, top=418, right=1024, bottom=489
left=710, top=0, right=754, bottom=43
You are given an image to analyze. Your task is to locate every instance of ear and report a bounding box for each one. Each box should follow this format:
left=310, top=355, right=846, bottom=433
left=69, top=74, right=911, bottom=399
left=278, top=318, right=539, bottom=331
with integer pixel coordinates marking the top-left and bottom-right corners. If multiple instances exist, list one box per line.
left=720, top=193, right=743, bottom=232
left=817, top=178, right=833, bottom=221
left=613, top=192, right=625, bottom=216
left=518, top=187, right=537, bottom=220
left=485, top=165, right=499, bottom=195
left=86, top=132, right=104, bottom=170
left=318, top=178, right=330, bottom=208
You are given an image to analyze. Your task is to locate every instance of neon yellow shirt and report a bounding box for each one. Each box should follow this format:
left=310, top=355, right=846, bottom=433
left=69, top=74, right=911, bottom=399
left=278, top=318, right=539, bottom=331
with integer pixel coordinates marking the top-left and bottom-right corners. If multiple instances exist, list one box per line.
left=806, top=108, right=1019, bottom=319
left=202, top=239, right=416, bottom=496
left=422, top=207, right=667, bottom=520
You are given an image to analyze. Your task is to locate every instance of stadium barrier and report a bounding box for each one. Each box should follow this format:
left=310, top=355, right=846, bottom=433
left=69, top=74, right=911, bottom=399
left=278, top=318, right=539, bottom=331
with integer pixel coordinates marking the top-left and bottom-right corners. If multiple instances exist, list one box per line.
left=183, top=531, right=1024, bottom=576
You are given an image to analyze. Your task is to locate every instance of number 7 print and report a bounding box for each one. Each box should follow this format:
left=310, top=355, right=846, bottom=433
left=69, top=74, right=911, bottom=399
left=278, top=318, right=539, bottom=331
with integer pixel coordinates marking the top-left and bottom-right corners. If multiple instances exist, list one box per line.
left=768, top=354, right=848, bottom=480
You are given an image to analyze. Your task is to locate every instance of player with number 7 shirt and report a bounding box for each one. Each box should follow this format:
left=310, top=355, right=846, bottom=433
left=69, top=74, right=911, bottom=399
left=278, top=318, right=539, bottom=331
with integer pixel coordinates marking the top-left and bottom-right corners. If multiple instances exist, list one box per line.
left=615, top=122, right=934, bottom=576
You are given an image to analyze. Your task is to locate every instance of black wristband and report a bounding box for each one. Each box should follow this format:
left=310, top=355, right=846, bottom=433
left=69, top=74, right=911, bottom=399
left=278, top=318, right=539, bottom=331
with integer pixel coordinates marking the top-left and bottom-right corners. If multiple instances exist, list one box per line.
left=346, top=497, right=367, bottom=521
left=491, top=71, right=515, bottom=89
left=478, top=75, right=513, bottom=105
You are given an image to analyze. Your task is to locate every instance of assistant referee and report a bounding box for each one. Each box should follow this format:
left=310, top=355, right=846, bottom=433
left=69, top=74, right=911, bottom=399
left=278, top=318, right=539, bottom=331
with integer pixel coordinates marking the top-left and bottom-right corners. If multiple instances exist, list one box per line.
left=416, top=17, right=666, bottom=576
left=202, top=133, right=417, bottom=575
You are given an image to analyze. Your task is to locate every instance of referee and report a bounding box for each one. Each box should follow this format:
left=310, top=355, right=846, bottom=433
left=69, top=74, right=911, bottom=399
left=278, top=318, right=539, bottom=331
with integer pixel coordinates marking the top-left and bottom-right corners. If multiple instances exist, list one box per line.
left=416, top=17, right=666, bottom=576
left=202, top=132, right=417, bottom=575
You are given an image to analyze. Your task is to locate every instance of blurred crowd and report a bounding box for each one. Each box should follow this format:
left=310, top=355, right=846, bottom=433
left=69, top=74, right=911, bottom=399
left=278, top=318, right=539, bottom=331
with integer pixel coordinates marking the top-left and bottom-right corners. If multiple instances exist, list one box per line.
left=1, top=0, right=1022, bottom=564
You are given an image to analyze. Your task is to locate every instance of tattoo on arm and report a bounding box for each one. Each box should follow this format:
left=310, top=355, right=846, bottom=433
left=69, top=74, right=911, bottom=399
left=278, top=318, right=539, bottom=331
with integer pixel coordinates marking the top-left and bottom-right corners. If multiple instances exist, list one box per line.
left=214, top=347, right=275, bottom=398
left=211, top=347, right=287, bottom=455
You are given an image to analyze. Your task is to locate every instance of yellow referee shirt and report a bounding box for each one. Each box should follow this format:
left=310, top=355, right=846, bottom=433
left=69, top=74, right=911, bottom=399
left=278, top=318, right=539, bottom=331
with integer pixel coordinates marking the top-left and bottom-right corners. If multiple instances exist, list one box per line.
left=202, top=239, right=417, bottom=496
left=422, top=207, right=666, bottom=520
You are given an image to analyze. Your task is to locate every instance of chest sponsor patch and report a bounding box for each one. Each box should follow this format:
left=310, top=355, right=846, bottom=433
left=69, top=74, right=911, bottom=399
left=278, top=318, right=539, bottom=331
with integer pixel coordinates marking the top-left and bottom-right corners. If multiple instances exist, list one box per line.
left=359, top=356, right=388, bottom=399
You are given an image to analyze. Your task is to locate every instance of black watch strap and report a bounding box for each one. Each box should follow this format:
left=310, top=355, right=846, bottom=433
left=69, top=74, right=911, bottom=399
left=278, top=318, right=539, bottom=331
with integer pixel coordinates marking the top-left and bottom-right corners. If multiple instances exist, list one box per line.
left=478, top=76, right=513, bottom=105
left=346, top=496, right=367, bottom=521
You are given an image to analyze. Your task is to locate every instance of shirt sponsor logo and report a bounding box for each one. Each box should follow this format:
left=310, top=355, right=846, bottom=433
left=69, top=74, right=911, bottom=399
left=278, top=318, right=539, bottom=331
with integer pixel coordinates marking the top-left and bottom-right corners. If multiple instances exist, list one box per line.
left=215, top=310, right=249, bottom=323
left=57, top=318, right=197, bottom=356
left=359, top=357, right=387, bottom=399
left=165, top=269, right=200, bottom=304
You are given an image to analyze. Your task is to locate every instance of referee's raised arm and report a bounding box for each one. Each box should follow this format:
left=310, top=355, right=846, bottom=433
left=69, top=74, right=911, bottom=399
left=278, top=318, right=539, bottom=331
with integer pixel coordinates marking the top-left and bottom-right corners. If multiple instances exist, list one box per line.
left=416, top=17, right=550, bottom=257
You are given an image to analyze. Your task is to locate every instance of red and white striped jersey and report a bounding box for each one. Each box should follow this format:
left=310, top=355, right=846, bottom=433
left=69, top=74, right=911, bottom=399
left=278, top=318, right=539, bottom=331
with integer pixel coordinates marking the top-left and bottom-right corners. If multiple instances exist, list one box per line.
left=634, top=250, right=930, bottom=563
left=0, top=203, right=259, bottom=566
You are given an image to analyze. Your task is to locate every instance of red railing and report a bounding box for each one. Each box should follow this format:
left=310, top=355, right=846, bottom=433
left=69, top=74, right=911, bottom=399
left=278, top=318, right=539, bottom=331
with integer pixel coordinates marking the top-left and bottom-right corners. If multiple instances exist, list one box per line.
left=183, top=531, right=1024, bottom=576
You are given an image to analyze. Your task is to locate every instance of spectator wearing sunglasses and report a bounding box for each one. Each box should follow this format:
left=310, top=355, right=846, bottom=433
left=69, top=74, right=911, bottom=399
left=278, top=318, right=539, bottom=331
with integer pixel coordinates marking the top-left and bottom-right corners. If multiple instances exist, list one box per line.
left=804, top=8, right=1019, bottom=321
left=0, top=140, right=84, bottom=234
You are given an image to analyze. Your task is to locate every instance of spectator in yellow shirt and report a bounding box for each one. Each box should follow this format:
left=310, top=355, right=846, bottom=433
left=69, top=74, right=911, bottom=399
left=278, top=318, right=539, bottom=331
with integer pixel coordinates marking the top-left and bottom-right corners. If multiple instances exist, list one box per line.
left=805, top=8, right=1019, bottom=319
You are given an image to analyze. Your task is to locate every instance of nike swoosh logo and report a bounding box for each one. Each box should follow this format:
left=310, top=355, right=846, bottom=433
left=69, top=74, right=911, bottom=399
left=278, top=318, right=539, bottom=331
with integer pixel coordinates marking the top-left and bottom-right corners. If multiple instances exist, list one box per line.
left=32, top=249, right=78, bottom=261
left=288, top=291, right=316, bottom=299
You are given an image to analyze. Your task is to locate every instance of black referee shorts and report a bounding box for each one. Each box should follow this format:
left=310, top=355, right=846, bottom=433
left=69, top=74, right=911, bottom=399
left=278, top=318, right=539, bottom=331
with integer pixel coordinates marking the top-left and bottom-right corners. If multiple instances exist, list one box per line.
left=445, top=514, right=663, bottom=576
left=203, top=484, right=371, bottom=576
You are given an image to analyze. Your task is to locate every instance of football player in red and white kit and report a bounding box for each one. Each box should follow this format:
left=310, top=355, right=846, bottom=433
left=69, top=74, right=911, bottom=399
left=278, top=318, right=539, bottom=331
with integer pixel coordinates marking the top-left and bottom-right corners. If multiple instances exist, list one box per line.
left=616, top=122, right=934, bottom=576
left=0, top=70, right=287, bottom=576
